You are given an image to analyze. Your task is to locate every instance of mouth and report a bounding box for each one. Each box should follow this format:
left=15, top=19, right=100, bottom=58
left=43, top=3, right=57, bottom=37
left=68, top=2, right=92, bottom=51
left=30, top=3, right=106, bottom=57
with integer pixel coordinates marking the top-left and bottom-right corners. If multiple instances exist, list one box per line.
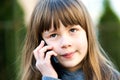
left=61, top=51, right=75, bottom=58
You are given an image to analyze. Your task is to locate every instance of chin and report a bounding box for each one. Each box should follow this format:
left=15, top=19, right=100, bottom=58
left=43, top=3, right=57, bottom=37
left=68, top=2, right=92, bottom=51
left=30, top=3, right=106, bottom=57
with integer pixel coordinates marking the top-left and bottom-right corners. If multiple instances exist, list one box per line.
left=60, top=62, right=80, bottom=68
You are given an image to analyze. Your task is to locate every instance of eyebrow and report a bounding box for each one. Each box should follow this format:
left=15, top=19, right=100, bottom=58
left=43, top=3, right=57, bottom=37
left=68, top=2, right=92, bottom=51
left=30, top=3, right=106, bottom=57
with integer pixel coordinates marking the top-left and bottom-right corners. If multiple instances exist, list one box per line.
left=43, top=29, right=57, bottom=35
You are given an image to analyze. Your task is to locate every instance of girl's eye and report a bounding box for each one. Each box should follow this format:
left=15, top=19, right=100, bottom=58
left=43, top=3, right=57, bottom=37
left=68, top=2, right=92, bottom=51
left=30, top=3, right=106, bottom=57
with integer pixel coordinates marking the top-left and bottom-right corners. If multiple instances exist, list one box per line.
left=70, top=28, right=77, bottom=32
left=50, top=34, right=57, bottom=38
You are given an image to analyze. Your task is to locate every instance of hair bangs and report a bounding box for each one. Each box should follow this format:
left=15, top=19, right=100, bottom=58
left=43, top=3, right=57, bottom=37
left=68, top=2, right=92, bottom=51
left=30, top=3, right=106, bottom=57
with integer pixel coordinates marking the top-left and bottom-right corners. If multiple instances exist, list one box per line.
left=52, top=0, right=86, bottom=30
left=36, top=0, right=86, bottom=35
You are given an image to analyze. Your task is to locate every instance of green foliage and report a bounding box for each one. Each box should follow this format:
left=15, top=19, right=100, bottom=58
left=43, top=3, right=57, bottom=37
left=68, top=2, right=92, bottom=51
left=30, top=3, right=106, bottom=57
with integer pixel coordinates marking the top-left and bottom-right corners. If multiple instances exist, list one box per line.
left=0, top=0, right=26, bottom=80
left=0, top=0, right=13, bottom=20
left=98, top=0, right=120, bottom=70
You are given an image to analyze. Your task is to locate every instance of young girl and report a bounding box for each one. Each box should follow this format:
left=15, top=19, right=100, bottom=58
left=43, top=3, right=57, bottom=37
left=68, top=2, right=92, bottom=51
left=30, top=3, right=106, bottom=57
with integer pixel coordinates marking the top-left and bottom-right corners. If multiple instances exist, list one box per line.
left=20, top=0, right=120, bottom=80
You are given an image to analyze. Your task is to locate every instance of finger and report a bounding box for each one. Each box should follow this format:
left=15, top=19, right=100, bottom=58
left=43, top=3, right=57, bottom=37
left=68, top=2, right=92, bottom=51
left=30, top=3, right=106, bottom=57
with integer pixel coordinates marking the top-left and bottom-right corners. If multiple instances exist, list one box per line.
left=33, top=49, right=39, bottom=60
left=38, top=46, right=53, bottom=59
left=45, top=51, right=57, bottom=62
left=36, top=40, right=45, bottom=50
left=33, top=40, right=45, bottom=60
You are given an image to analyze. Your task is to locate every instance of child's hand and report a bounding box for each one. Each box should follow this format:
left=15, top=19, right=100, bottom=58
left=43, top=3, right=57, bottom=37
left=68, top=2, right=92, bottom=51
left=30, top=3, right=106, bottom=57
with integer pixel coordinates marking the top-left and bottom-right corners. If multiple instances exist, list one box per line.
left=33, top=40, right=58, bottom=78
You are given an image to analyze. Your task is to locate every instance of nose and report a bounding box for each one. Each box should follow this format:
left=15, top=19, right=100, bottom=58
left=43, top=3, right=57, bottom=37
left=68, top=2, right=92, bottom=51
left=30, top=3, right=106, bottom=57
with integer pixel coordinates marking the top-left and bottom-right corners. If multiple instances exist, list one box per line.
left=60, top=36, right=72, bottom=49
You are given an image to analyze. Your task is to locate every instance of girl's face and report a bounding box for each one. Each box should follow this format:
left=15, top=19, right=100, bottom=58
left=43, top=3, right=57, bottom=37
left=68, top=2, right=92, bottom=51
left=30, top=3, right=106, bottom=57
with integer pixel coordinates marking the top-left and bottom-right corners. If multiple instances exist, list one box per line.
left=42, top=21, right=88, bottom=71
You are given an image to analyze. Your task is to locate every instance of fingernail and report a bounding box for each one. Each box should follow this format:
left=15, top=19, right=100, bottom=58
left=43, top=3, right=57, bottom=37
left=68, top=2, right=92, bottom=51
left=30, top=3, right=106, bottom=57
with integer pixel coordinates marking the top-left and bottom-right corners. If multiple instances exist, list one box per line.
left=41, top=40, right=44, bottom=43
left=39, top=40, right=44, bottom=46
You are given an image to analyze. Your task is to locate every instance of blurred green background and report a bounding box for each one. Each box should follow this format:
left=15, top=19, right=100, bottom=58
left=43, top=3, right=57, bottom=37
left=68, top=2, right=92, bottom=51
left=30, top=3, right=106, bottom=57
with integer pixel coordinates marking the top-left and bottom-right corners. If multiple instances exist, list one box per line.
left=0, top=0, right=120, bottom=80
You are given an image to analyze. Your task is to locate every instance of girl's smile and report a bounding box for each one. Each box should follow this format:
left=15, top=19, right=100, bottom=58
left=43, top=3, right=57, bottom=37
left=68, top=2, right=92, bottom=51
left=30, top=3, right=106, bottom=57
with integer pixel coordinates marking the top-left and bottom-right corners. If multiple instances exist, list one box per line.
left=42, top=21, right=88, bottom=71
left=61, top=51, right=76, bottom=59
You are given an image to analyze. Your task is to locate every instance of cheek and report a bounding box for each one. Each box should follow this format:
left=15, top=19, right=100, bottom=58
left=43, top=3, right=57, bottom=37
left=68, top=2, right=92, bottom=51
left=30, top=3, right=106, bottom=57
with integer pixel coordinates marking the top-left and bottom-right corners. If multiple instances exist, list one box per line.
left=53, top=46, right=60, bottom=54
left=46, top=40, right=60, bottom=53
left=49, top=43, right=60, bottom=53
left=76, top=35, right=88, bottom=52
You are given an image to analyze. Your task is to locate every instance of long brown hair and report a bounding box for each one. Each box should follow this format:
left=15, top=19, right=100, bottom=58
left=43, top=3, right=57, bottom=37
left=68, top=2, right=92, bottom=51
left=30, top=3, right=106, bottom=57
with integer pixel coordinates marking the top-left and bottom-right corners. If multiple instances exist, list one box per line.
left=20, top=0, right=120, bottom=80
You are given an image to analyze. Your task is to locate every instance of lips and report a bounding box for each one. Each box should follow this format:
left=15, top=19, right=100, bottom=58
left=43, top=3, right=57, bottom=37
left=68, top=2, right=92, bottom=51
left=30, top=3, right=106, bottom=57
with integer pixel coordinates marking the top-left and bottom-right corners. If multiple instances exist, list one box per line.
left=61, top=52, right=75, bottom=58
